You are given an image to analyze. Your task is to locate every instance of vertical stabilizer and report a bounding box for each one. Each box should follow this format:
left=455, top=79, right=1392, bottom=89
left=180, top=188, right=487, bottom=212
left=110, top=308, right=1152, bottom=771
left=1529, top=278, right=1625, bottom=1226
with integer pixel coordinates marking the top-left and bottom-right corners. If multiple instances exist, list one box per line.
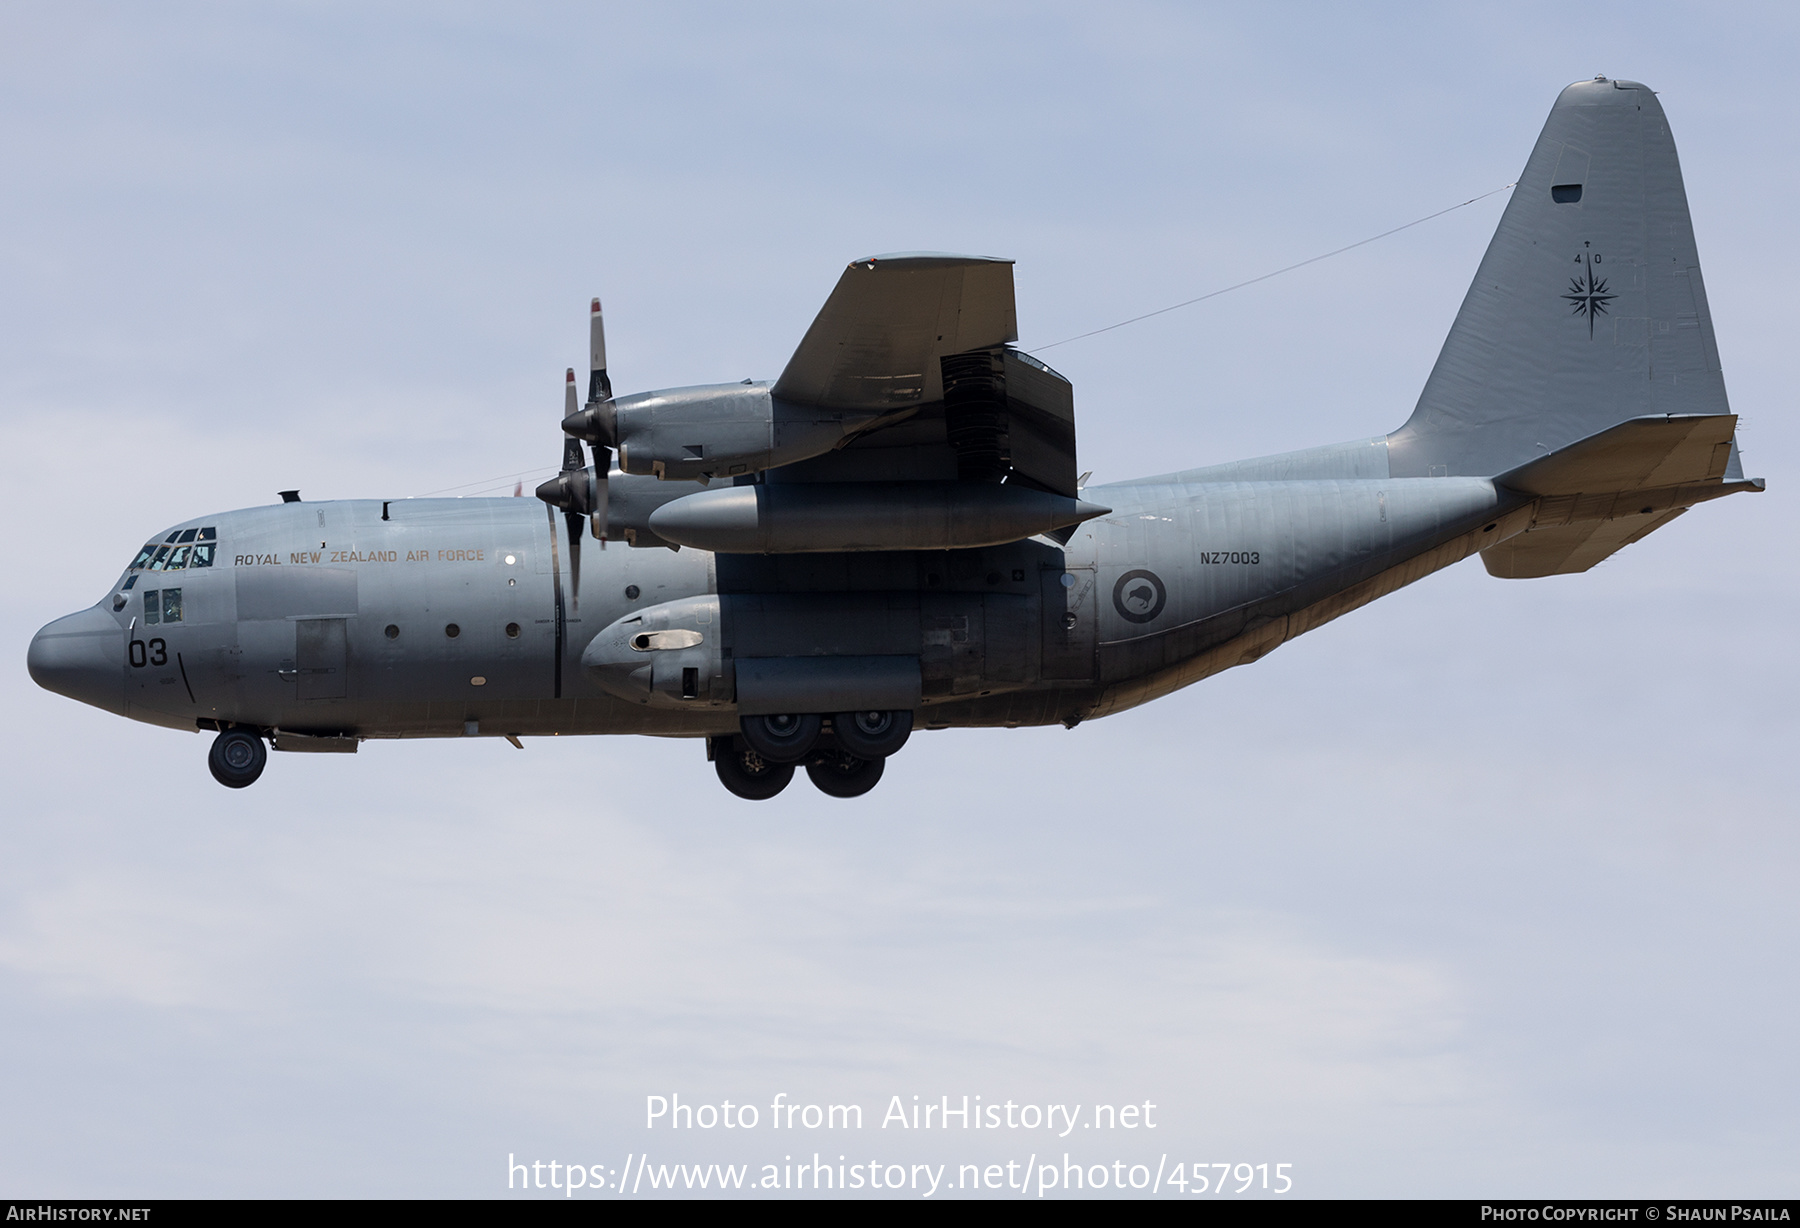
left=1388, top=79, right=1734, bottom=479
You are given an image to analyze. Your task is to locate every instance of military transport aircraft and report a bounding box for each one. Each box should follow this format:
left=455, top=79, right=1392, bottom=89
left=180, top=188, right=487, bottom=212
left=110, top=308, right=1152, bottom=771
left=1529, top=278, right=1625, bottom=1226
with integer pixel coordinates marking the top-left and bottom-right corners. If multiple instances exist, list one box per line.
left=28, top=79, right=1762, bottom=799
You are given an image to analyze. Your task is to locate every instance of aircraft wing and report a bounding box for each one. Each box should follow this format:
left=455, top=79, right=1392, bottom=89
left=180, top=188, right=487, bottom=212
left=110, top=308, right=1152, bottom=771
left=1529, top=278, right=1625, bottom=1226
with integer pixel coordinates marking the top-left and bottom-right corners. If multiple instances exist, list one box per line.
left=773, top=253, right=1017, bottom=411
left=771, top=253, right=1081, bottom=498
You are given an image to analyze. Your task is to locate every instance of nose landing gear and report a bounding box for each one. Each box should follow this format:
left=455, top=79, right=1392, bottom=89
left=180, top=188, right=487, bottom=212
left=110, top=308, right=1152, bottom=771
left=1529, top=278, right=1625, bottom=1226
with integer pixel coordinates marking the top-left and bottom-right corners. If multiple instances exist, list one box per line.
left=208, top=729, right=267, bottom=788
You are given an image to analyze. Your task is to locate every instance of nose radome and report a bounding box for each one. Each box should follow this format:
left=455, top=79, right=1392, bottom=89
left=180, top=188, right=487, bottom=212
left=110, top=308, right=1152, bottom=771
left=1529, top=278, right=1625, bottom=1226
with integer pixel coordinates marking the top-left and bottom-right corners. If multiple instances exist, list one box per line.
left=28, top=605, right=125, bottom=716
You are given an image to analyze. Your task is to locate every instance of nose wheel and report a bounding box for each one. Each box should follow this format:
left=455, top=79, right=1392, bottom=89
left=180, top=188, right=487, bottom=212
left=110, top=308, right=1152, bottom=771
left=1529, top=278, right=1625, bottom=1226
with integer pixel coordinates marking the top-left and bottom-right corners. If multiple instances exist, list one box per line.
left=208, top=729, right=267, bottom=789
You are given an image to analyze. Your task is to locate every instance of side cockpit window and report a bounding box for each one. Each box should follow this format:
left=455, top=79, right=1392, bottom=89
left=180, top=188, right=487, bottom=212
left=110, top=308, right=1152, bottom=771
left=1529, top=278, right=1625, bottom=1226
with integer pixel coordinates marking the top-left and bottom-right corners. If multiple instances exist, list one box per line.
left=141, top=588, right=182, bottom=624
left=131, top=527, right=217, bottom=572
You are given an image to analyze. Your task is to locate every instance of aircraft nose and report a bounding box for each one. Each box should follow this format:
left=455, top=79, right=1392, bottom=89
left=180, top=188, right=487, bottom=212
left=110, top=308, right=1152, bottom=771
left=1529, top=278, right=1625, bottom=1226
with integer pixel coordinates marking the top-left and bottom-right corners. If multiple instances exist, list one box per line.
left=28, top=605, right=125, bottom=715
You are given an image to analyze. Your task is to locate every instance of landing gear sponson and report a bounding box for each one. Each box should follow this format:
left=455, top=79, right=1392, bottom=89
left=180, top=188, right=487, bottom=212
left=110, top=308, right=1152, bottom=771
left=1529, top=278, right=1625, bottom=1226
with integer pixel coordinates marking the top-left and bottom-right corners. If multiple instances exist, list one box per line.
left=712, top=709, right=911, bottom=799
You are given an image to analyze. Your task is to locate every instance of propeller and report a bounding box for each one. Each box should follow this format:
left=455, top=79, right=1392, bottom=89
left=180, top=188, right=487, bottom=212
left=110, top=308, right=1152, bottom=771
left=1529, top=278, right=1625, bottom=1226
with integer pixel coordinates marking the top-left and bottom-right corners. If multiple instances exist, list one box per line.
left=535, top=298, right=617, bottom=606
left=584, top=298, right=614, bottom=544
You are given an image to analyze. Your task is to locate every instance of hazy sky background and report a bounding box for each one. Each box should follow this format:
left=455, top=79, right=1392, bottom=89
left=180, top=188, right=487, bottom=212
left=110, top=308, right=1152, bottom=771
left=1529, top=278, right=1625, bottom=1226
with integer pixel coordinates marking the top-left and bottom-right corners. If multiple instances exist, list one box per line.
left=3, top=1, right=1796, bottom=1198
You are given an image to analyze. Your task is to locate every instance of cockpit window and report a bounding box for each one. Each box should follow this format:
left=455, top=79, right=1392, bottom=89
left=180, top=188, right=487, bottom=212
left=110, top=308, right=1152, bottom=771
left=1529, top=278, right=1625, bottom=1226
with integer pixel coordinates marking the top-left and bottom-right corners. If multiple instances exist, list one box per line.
left=141, top=588, right=182, bottom=624
left=122, top=575, right=138, bottom=591
left=130, top=527, right=217, bottom=571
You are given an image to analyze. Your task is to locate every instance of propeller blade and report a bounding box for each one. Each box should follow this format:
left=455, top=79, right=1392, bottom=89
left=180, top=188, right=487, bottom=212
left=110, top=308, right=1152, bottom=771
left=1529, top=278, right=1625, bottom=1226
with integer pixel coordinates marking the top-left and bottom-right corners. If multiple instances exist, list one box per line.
left=589, top=298, right=612, bottom=403
left=564, top=508, right=583, bottom=610
left=564, top=366, right=577, bottom=418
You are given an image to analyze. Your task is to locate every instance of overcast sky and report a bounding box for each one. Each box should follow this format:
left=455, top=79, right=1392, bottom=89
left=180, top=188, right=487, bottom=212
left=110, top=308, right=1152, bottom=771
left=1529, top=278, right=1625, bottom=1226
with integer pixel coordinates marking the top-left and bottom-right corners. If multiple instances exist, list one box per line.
left=3, top=1, right=1796, bottom=1199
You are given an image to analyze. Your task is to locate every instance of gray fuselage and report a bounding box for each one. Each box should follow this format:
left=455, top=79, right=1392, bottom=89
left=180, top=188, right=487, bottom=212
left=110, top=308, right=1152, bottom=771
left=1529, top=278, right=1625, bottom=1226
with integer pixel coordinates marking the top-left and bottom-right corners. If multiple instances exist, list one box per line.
left=31, top=438, right=1520, bottom=743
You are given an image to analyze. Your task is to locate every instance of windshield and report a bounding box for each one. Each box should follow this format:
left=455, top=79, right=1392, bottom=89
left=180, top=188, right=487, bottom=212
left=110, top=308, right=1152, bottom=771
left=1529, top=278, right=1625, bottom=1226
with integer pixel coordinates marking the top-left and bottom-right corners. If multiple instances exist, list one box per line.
left=129, top=526, right=216, bottom=572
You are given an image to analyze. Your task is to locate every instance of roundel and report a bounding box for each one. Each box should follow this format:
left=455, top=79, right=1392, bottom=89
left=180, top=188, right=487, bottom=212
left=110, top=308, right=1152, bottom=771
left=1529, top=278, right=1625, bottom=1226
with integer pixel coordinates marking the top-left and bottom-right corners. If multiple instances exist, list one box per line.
left=1112, top=569, right=1167, bottom=624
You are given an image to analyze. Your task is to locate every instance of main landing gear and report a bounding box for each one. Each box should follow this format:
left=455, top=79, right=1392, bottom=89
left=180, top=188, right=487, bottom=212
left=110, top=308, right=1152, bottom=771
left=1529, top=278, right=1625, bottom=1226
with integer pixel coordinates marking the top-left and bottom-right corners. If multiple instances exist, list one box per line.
left=208, top=728, right=267, bottom=788
left=713, top=710, right=911, bottom=800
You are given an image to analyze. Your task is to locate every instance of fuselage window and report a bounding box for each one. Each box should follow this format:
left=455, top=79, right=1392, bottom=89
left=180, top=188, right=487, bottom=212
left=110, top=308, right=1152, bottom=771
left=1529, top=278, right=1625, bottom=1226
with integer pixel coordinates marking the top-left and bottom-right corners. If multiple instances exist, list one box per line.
left=162, top=588, right=183, bottom=623
left=144, top=590, right=160, bottom=624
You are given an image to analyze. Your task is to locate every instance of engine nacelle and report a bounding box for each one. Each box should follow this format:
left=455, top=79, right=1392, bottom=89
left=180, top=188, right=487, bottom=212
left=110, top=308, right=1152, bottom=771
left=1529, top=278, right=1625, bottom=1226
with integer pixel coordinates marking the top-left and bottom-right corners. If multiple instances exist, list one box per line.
left=564, top=383, right=875, bottom=483
left=581, top=595, right=728, bottom=708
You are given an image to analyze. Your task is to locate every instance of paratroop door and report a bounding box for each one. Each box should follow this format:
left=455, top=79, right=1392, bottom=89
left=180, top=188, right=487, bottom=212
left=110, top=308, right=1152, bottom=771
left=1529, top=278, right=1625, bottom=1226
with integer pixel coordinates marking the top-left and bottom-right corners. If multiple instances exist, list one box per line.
left=296, top=618, right=348, bottom=700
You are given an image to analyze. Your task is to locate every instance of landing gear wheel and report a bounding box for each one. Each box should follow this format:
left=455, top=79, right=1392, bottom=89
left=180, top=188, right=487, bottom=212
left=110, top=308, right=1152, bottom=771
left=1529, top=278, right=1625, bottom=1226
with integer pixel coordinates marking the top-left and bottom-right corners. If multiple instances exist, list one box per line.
left=714, top=740, right=795, bottom=800
left=739, top=713, right=822, bottom=764
left=805, top=750, right=885, bottom=799
left=208, top=729, right=267, bottom=789
left=831, top=709, right=913, bottom=759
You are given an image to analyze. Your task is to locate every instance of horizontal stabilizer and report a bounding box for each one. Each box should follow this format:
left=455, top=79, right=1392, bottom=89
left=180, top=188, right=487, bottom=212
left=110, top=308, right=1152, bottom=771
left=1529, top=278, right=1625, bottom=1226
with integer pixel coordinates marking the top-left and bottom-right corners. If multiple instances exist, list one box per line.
left=1496, top=413, right=1737, bottom=495
left=1483, top=414, right=1762, bottom=577
left=1482, top=508, right=1686, bottom=578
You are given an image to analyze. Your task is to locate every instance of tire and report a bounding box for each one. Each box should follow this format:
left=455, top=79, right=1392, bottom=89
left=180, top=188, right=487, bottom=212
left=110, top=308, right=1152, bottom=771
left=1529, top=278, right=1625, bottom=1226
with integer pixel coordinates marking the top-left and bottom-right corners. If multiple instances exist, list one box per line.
left=804, top=750, right=885, bottom=799
left=831, top=709, right=913, bottom=759
left=738, top=713, right=822, bottom=764
left=208, top=729, right=267, bottom=789
left=714, top=740, right=795, bottom=800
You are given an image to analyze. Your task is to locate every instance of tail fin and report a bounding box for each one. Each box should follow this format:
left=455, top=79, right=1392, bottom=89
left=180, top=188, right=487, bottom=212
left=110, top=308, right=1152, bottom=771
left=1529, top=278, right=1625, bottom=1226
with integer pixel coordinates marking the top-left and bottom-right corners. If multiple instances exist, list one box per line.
left=1388, top=78, right=1740, bottom=480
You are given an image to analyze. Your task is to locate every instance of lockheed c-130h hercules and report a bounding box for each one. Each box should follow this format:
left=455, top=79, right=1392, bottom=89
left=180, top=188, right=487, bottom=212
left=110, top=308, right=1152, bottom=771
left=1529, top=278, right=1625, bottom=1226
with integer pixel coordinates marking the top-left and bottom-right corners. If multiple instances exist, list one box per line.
left=27, top=79, right=1763, bottom=799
